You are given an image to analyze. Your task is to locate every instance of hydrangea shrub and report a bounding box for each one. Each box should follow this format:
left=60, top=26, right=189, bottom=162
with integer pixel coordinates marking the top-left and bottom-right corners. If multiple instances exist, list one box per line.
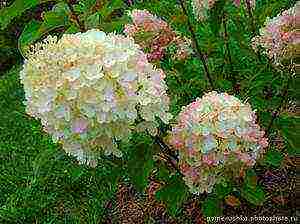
left=168, top=91, right=268, bottom=194
left=251, top=2, right=299, bottom=65
left=20, top=29, right=172, bottom=166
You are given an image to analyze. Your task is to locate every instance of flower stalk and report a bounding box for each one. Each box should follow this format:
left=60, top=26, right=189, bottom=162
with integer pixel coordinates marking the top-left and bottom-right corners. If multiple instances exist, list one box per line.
left=178, top=0, right=215, bottom=90
left=245, top=0, right=256, bottom=36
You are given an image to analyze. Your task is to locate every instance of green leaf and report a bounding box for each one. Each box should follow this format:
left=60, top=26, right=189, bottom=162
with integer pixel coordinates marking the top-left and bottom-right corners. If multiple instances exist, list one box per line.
left=275, top=115, right=300, bottom=156
left=289, top=77, right=300, bottom=99
left=99, top=0, right=125, bottom=20
left=100, top=18, right=129, bottom=33
left=39, top=2, right=70, bottom=31
left=216, top=79, right=233, bottom=92
left=155, top=174, right=189, bottom=216
left=202, top=196, right=223, bottom=217
left=18, top=20, right=42, bottom=57
left=208, top=0, right=226, bottom=33
left=18, top=2, right=70, bottom=57
left=0, top=0, right=53, bottom=30
left=85, top=12, right=101, bottom=29
left=64, top=24, right=81, bottom=34
left=241, top=169, right=266, bottom=206
left=262, top=149, right=284, bottom=168
left=213, top=181, right=233, bottom=199
left=125, top=133, right=156, bottom=192
left=74, top=0, right=97, bottom=14
left=241, top=184, right=266, bottom=206
left=156, top=163, right=172, bottom=182
left=244, top=168, right=258, bottom=189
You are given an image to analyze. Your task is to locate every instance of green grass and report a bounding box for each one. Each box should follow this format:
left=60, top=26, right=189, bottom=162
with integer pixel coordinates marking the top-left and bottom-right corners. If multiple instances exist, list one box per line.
left=0, top=66, right=120, bottom=223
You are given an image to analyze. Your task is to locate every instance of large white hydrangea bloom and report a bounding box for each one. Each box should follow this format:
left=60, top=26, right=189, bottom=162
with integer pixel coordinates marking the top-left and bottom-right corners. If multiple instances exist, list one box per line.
left=168, top=92, right=268, bottom=194
left=20, top=29, right=172, bottom=166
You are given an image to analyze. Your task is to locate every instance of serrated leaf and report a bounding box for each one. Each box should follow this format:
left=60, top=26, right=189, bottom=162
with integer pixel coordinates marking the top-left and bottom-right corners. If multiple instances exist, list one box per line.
left=202, top=196, right=223, bottom=217
left=155, top=174, right=189, bottom=216
left=0, top=0, right=53, bottom=30
left=125, top=134, right=156, bottom=192
left=262, top=149, right=284, bottom=168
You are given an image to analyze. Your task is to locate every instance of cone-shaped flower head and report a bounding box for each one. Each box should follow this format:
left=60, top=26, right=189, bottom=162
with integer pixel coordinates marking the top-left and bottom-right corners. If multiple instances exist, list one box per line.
left=168, top=91, right=268, bottom=194
left=20, top=29, right=172, bottom=166
left=251, top=2, right=299, bottom=64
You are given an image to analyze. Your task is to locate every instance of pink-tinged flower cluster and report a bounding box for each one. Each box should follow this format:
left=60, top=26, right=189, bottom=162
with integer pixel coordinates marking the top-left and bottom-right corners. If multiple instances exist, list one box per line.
left=124, top=9, right=193, bottom=62
left=20, top=29, right=172, bottom=167
left=168, top=92, right=268, bottom=194
left=251, top=2, right=299, bottom=64
left=192, top=0, right=255, bottom=21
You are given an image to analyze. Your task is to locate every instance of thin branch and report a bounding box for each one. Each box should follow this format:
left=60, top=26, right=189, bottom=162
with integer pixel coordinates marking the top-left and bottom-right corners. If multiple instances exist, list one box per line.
left=178, top=0, right=215, bottom=90
left=157, top=152, right=182, bottom=175
left=222, top=16, right=234, bottom=74
left=66, top=0, right=86, bottom=32
left=265, top=61, right=295, bottom=136
left=223, top=18, right=233, bottom=71
left=244, top=0, right=263, bottom=63
left=152, top=136, right=183, bottom=176
left=153, top=135, right=178, bottom=162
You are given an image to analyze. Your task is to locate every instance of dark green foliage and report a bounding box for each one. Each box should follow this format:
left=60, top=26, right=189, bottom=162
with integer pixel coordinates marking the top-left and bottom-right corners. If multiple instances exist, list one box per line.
left=18, top=2, right=70, bottom=56
left=241, top=169, right=266, bottom=206
left=123, top=133, right=157, bottom=192
left=202, top=196, right=223, bottom=217
left=275, top=115, right=300, bottom=156
left=0, top=0, right=54, bottom=30
left=155, top=174, right=189, bottom=216
left=201, top=181, right=232, bottom=217
left=0, top=31, right=21, bottom=75
left=261, top=148, right=284, bottom=168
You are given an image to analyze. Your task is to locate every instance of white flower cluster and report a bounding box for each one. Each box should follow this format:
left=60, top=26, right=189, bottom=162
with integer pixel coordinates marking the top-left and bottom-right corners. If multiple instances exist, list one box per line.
left=20, top=29, right=172, bottom=166
left=168, top=92, right=268, bottom=194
